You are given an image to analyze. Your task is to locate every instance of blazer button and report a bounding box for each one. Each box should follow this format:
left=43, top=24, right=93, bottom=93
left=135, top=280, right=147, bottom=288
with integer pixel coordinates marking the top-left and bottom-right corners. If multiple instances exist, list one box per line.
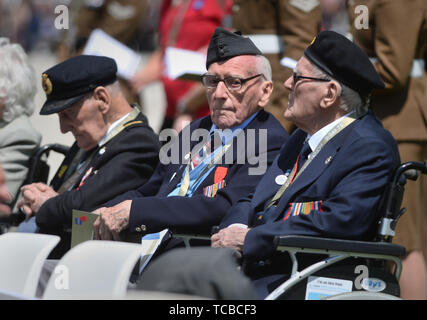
left=140, top=225, right=147, bottom=232
left=135, top=227, right=141, bottom=232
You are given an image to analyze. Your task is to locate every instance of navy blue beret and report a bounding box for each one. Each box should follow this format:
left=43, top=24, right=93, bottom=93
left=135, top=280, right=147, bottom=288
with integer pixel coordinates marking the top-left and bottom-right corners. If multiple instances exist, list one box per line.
left=304, top=31, right=385, bottom=97
left=206, top=27, right=262, bottom=69
left=40, top=55, right=117, bottom=115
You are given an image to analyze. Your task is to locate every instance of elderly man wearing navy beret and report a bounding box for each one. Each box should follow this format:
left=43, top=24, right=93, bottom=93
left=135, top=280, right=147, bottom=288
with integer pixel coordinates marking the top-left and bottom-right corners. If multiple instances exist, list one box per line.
left=17, top=55, right=160, bottom=258
left=212, top=30, right=401, bottom=298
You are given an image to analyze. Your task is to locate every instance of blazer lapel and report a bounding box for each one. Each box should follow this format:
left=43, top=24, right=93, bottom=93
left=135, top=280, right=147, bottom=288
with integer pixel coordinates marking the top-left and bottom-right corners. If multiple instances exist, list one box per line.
left=273, top=121, right=357, bottom=220
left=163, top=116, right=214, bottom=194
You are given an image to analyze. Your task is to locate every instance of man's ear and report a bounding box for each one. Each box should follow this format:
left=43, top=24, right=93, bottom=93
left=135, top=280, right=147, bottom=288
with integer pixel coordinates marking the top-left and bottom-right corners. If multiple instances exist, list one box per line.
left=93, top=86, right=110, bottom=114
left=258, top=80, right=273, bottom=108
left=320, top=81, right=341, bottom=109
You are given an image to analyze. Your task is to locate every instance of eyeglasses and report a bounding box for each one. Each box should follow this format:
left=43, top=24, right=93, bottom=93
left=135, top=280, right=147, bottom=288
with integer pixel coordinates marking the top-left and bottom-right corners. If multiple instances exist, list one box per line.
left=201, top=73, right=263, bottom=91
left=292, top=72, right=331, bottom=85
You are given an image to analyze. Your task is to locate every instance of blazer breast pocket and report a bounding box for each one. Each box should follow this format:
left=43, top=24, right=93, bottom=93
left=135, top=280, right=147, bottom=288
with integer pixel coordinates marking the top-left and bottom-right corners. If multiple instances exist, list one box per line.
left=203, top=179, right=226, bottom=198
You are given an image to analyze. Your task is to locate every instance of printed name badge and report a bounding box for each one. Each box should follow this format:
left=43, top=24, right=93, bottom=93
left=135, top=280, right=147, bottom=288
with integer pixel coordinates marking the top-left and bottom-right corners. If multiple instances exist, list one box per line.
left=275, top=174, right=288, bottom=185
left=305, top=276, right=353, bottom=300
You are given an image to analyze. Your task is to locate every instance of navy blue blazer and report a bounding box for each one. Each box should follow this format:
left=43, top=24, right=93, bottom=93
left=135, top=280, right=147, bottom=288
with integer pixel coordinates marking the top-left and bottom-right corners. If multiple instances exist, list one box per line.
left=220, top=111, right=400, bottom=262
left=104, top=110, right=289, bottom=235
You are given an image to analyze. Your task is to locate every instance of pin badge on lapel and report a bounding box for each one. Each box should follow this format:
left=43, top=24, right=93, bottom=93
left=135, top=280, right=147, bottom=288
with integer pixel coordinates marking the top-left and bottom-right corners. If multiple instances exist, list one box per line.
left=99, top=147, right=106, bottom=155
left=275, top=174, right=287, bottom=185
left=325, top=156, right=333, bottom=165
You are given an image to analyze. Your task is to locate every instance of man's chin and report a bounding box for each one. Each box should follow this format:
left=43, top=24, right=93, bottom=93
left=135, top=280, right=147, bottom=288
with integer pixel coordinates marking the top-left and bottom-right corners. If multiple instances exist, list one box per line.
left=212, top=119, right=236, bottom=130
left=76, top=140, right=96, bottom=152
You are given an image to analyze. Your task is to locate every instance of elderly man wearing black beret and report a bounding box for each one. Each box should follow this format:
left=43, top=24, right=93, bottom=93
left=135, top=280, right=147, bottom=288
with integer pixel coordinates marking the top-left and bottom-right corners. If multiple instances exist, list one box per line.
left=17, top=55, right=160, bottom=258
left=211, top=30, right=401, bottom=298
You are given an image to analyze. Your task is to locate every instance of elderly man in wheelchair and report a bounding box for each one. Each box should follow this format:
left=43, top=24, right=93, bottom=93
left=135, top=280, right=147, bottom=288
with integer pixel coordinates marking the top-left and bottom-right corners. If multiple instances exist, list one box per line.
left=205, top=31, right=407, bottom=300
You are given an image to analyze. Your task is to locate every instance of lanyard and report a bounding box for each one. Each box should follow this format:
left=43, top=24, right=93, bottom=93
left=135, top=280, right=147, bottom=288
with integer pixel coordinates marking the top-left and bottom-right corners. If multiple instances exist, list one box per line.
left=178, top=140, right=232, bottom=197
left=266, top=111, right=363, bottom=209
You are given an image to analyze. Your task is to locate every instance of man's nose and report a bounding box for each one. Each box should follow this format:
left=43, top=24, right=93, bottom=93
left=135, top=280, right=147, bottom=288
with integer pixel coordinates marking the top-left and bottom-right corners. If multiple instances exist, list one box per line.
left=284, top=75, right=293, bottom=90
left=213, top=80, right=229, bottom=99
left=58, top=114, right=70, bottom=134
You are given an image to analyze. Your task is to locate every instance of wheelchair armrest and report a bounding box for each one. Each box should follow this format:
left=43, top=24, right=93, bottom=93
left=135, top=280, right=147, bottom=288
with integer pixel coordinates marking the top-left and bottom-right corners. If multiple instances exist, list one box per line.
left=170, top=226, right=220, bottom=244
left=273, top=235, right=405, bottom=257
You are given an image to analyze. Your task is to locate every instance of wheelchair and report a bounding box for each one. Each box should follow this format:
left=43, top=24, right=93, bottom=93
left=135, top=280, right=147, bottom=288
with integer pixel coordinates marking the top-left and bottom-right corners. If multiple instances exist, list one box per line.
left=0, top=143, right=70, bottom=234
left=172, top=161, right=427, bottom=300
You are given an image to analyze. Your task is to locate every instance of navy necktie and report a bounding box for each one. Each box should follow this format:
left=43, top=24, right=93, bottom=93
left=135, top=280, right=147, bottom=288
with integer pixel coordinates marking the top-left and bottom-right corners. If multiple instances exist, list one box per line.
left=297, top=141, right=311, bottom=172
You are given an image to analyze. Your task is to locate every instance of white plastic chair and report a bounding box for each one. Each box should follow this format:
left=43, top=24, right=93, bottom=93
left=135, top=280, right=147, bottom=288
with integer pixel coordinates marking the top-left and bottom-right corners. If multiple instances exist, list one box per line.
left=42, top=240, right=144, bottom=299
left=0, top=233, right=60, bottom=297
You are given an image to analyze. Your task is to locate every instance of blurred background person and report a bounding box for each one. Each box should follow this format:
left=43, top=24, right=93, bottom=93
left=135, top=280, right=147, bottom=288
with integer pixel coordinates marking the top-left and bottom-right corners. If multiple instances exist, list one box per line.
left=0, top=37, right=41, bottom=202
left=231, top=0, right=321, bottom=133
left=56, top=0, right=151, bottom=108
left=130, top=0, right=233, bottom=132
left=346, top=0, right=427, bottom=299
left=0, top=165, right=11, bottom=217
left=319, top=0, right=349, bottom=36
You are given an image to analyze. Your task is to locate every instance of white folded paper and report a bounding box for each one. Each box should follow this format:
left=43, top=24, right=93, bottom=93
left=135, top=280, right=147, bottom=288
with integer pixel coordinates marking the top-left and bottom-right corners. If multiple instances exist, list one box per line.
left=164, top=47, right=207, bottom=81
left=83, top=28, right=141, bottom=80
left=138, top=229, right=169, bottom=274
left=280, top=56, right=298, bottom=70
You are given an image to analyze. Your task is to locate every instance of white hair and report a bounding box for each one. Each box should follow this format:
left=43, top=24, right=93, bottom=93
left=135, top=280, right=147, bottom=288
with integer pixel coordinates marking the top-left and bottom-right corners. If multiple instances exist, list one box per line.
left=105, top=81, right=121, bottom=97
left=255, top=55, right=272, bottom=81
left=311, top=63, right=367, bottom=114
left=0, top=38, right=37, bottom=123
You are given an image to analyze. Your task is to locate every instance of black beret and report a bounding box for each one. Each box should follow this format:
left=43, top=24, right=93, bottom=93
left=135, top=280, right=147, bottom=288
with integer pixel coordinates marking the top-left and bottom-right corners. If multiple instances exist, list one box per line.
left=304, top=31, right=384, bottom=97
left=40, top=55, right=117, bottom=115
left=206, top=27, right=263, bottom=69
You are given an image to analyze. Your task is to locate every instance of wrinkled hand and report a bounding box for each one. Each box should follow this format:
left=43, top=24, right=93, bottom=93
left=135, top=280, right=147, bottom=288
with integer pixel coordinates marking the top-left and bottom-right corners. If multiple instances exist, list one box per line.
left=93, top=200, right=132, bottom=241
left=211, top=226, right=250, bottom=253
left=17, top=183, right=58, bottom=218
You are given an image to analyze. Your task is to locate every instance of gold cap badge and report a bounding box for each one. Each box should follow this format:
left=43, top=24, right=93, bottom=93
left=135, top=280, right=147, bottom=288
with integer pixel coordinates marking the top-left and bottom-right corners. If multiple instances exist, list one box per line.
left=42, top=73, right=53, bottom=95
left=310, top=36, right=316, bottom=46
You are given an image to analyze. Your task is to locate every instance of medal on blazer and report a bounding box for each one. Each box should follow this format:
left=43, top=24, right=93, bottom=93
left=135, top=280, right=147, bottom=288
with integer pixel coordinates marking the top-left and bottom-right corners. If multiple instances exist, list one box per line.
left=203, top=167, right=228, bottom=198
left=76, top=166, right=93, bottom=190
left=178, top=143, right=232, bottom=197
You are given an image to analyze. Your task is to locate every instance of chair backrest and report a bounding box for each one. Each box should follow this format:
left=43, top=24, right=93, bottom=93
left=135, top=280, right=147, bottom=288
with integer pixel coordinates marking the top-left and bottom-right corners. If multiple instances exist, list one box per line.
left=26, top=143, right=70, bottom=185
left=0, top=233, right=60, bottom=297
left=1, top=144, right=70, bottom=231
left=42, top=240, right=144, bottom=299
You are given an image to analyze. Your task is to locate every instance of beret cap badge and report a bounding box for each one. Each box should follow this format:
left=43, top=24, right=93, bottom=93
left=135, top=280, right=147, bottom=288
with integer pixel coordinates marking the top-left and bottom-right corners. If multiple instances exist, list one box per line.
left=309, top=36, right=316, bottom=46
left=42, top=73, right=53, bottom=95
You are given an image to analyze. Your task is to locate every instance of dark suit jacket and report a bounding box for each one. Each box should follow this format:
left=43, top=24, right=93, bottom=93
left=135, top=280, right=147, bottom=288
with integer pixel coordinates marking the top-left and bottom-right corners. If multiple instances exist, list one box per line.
left=105, top=110, right=289, bottom=235
left=220, top=111, right=400, bottom=263
left=36, top=112, right=160, bottom=255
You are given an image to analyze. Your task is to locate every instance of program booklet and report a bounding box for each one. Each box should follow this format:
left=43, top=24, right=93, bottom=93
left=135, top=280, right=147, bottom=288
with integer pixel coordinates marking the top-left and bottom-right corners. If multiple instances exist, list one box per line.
left=71, top=210, right=99, bottom=248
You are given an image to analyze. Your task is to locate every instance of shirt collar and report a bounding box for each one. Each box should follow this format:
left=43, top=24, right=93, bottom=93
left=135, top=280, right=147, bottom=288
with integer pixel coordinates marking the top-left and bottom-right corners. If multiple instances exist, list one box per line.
left=98, top=112, right=130, bottom=147
left=306, top=112, right=352, bottom=152
left=209, top=111, right=258, bottom=144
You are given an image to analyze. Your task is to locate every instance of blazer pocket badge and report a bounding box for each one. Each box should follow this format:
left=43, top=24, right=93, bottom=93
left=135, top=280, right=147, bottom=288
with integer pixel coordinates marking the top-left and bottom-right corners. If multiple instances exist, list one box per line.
left=203, top=179, right=226, bottom=198
left=283, top=200, right=323, bottom=221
